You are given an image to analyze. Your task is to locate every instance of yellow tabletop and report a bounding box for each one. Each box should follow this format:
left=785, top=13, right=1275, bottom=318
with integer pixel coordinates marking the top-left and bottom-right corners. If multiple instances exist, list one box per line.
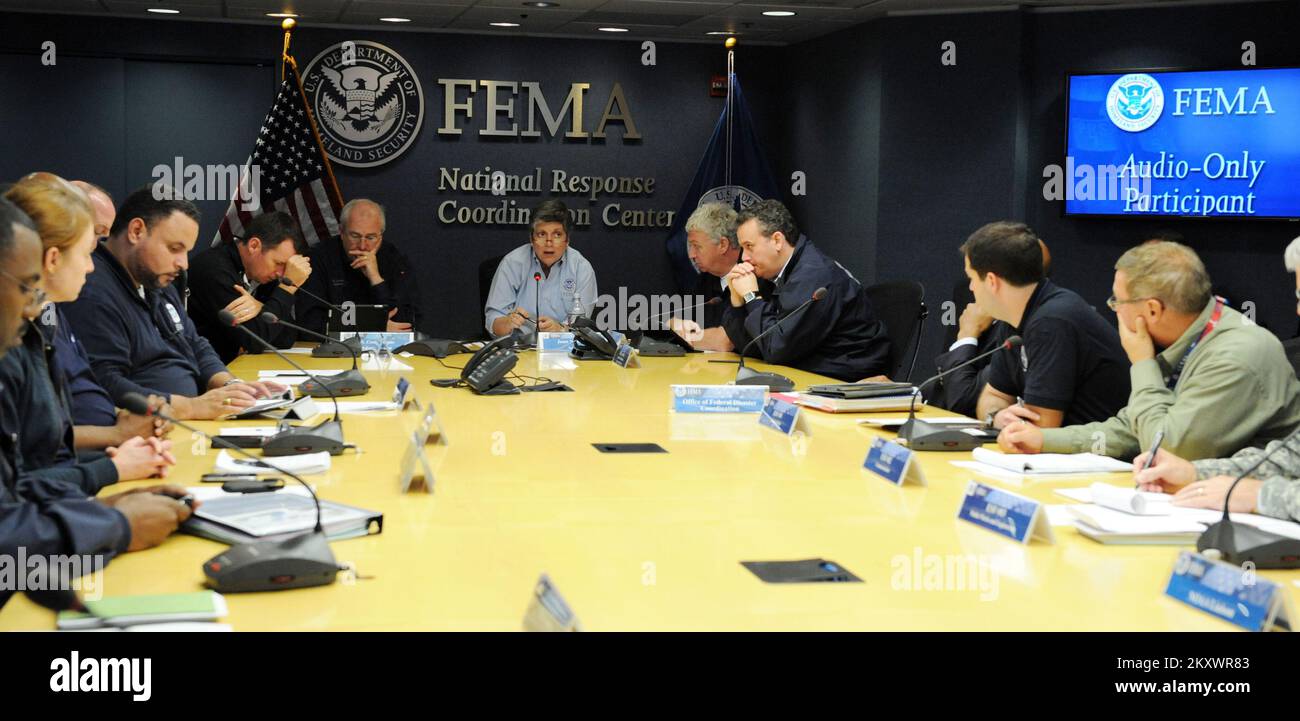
left=2, top=347, right=1296, bottom=631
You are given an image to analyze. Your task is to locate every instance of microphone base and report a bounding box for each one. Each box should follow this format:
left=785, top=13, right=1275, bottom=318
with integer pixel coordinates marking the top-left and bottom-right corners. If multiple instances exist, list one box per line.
left=898, top=418, right=984, bottom=452
left=300, top=369, right=369, bottom=398
left=203, top=531, right=339, bottom=594
left=311, top=337, right=361, bottom=358
left=735, top=365, right=794, bottom=393
left=1197, top=520, right=1300, bottom=569
left=261, top=419, right=346, bottom=457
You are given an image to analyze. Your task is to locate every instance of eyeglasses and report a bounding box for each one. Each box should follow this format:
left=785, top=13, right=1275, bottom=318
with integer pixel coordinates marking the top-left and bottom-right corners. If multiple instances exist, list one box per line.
left=0, top=268, right=46, bottom=309
left=532, top=232, right=567, bottom=245
left=1106, top=294, right=1158, bottom=311
left=345, top=231, right=382, bottom=244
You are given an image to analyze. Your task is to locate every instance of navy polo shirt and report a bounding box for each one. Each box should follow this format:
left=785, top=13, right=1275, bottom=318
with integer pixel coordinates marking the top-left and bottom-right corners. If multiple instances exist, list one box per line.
left=986, top=279, right=1131, bottom=425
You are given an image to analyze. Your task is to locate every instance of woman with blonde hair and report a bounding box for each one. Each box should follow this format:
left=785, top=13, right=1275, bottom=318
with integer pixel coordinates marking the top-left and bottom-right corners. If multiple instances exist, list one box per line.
left=1, top=172, right=175, bottom=491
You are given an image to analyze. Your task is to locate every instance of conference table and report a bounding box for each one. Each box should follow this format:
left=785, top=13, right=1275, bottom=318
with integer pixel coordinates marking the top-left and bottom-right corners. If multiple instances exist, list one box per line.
left=2, top=346, right=1297, bottom=631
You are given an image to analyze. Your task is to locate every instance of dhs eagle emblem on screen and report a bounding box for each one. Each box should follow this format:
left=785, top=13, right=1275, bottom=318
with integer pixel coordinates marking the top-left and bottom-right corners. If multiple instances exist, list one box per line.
left=302, top=41, right=425, bottom=168
left=1106, top=73, right=1164, bottom=133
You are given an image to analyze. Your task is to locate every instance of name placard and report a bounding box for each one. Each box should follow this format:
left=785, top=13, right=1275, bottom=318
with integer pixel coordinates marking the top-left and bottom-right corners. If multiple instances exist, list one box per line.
left=862, top=436, right=926, bottom=486
left=339, top=331, right=415, bottom=352
left=670, top=384, right=766, bottom=414
left=537, top=332, right=575, bottom=353
left=398, top=429, right=434, bottom=494
left=758, top=394, right=807, bottom=436
left=1164, top=550, right=1293, bottom=632
left=613, top=341, right=641, bottom=368
left=522, top=574, right=582, bottom=632
left=957, top=481, right=1054, bottom=544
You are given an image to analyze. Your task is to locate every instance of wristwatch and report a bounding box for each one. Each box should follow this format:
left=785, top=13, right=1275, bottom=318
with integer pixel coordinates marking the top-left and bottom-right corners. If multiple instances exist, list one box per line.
left=743, top=291, right=762, bottom=304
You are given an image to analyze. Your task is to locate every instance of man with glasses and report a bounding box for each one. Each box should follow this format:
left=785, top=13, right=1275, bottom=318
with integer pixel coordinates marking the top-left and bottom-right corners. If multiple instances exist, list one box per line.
left=963, top=221, right=1129, bottom=431
left=297, top=198, right=418, bottom=334
left=0, top=196, right=194, bottom=612
left=1000, top=240, right=1300, bottom=461
left=187, top=211, right=311, bottom=363
left=484, top=199, right=597, bottom=340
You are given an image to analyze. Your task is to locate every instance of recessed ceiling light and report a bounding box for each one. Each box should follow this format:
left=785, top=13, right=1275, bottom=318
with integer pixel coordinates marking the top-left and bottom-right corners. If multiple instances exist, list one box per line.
left=705, top=31, right=737, bottom=35
left=379, top=17, right=412, bottom=23
left=490, top=22, right=520, bottom=27
left=523, top=2, right=558, bottom=6
left=266, top=13, right=299, bottom=19
left=597, top=27, right=628, bottom=32
left=146, top=8, right=181, bottom=14
left=762, top=10, right=796, bottom=16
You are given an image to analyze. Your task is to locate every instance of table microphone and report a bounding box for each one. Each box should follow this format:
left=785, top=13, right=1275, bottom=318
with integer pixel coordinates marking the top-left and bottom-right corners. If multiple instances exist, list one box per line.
left=1197, top=426, right=1300, bottom=569
left=120, top=392, right=342, bottom=594
left=897, top=335, right=1022, bottom=451
left=260, top=312, right=371, bottom=397
left=217, top=309, right=346, bottom=456
left=278, top=278, right=362, bottom=358
left=734, top=287, right=826, bottom=392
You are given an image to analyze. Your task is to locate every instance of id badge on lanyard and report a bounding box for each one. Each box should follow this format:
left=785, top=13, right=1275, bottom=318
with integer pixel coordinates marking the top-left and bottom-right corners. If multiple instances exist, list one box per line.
left=1166, top=297, right=1225, bottom=390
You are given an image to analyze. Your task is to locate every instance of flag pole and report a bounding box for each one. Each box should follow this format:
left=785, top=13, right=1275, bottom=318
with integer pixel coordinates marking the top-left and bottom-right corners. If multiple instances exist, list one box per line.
left=725, top=48, right=735, bottom=190
left=280, top=18, right=295, bottom=84
left=279, top=19, right=345, bottom=212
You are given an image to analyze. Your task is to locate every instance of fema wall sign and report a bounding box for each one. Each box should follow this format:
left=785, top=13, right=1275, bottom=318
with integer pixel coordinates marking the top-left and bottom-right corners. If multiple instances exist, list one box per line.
left=302, top=41, right=425, bottom=168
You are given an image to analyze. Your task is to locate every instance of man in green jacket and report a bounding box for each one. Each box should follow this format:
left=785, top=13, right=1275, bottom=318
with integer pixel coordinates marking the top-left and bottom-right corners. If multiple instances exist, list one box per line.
left=998, top=241, right=1300, bottom=462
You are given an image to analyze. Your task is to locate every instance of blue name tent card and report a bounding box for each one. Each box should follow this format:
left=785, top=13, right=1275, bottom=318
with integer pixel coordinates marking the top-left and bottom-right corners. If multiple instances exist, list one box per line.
left=862, top=436, right=926, bottom=486
left=537, top=332, right=575, bottom=353
left=670, top=385, right=767, bottom=414
left=758, top=395, right=808, bottom=437
left=613, top=341, right=641, bottom=369
left=1164, top=550, right=1293, bottom=632
left=957, top=481, right=1055, bottom=545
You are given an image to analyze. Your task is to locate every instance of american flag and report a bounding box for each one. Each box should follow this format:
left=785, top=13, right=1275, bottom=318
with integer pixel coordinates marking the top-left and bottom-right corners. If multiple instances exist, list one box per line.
left=213, top=62, right=343, bottom=247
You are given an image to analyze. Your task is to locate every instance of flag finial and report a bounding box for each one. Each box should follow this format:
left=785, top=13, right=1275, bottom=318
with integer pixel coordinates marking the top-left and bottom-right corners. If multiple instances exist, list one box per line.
left=281, top=17, right=297, bottom=31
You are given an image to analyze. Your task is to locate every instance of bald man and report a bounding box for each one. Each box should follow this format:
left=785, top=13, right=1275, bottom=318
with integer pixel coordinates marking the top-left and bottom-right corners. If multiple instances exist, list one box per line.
left=297, top=198, right=419, bottom=334
left=71, top=180, right=115, bottom=240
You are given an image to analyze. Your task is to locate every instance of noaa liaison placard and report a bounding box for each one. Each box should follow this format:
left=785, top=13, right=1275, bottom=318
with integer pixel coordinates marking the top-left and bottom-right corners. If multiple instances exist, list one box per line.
left=1065, top=67, right=1300, bottom=218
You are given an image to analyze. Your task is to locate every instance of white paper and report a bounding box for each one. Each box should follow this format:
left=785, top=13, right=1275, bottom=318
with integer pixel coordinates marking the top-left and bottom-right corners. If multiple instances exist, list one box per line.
left=217, top=426, right=280, bottom=437
left=1088, top=483, right=1172, bottom=516
left=1067, top=505, right=1206, bottom=534
left=971, top=447, right=1132, bottom=474
left=213, top=449, right=331, bottom=475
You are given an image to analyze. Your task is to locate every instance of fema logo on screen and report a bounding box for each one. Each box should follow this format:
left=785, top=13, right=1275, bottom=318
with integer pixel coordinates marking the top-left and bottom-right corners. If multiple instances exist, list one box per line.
left=1105, top=73, right=1165, bottom=132
left=302, top=41, right=425, bottom=168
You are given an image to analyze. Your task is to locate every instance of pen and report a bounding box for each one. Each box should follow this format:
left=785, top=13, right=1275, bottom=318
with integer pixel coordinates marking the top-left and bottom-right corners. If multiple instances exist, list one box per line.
left=1136, top=430, right=1165, bottom=488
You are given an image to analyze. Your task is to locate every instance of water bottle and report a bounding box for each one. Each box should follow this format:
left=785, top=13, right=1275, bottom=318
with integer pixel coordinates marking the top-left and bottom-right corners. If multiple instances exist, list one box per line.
left=566, top=292, right=584, bottom=327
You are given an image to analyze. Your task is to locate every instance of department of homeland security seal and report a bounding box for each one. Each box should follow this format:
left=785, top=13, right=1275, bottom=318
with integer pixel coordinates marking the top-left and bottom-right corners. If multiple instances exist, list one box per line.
left=302, top=41, right=424, bottom=168
left=698, top=185, right=764, bottom=211
left=1106, top=73, right=1164, bottom=133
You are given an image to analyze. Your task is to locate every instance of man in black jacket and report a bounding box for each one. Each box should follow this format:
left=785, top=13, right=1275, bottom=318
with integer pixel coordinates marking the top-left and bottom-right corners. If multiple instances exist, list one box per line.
left=0, top=198, right=191, bottom=611
left=721, top=200, right=891, bottom=382
left=188, top=211, right=311, bottom=363
left=296, top=198, right=418, bottom=334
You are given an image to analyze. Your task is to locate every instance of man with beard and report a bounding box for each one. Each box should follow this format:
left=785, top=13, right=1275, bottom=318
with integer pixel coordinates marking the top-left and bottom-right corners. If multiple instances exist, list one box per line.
left=63, top=187, right=283, bottom=420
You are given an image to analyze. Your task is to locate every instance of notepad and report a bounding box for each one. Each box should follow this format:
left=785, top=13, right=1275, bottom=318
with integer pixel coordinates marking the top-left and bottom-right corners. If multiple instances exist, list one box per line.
left=57, top=591, right=227, bottom=630
left=971, top=447, right=1133, bottom=474
left=213, top=449, right=331, bottom=475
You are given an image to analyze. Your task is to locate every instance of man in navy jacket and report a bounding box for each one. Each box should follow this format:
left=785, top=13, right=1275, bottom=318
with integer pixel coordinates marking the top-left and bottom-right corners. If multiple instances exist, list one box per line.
left=62, top=187, right=282, bottom=420
left=721, top=200, right=891, bottom=382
